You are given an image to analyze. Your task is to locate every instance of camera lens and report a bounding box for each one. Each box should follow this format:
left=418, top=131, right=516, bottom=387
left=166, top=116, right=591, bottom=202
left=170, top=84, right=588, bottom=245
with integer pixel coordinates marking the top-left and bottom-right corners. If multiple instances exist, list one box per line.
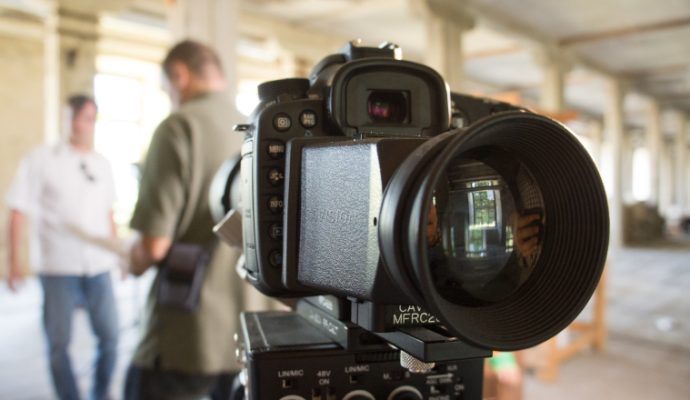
left=379, top=111, right=608, bottom=351
left=367, top=90, right=408, bottom=123
left=428, top=157, right=543, bottom=306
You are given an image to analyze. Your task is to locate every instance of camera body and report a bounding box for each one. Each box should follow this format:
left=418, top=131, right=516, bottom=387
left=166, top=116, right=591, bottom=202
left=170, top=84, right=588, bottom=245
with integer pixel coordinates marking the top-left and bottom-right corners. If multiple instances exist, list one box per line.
left=239, top=43, right=517, bottom=301
left=231, top=41, right=609, bottom=353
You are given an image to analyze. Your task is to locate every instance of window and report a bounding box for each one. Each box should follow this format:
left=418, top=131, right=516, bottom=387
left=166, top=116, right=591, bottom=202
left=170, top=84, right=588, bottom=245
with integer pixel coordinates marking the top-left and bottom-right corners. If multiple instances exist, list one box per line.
left=94, top=55, right=171, bottom=230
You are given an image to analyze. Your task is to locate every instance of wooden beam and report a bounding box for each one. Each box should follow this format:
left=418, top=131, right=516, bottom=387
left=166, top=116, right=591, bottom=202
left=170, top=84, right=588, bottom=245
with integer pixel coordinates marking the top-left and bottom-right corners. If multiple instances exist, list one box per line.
left=464, top=45, right=523, bottom=60
left=559, top=17, right=690, bottom=47
left=466, top=3, right=690, bottom=113
left=620, top=64, right=689, bottom=79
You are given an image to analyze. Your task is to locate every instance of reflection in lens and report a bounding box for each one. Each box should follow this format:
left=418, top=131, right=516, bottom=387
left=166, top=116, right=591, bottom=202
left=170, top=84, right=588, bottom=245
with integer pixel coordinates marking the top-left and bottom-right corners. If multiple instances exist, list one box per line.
left=367, top=90, right=408, bottom=123
left=427, top=155, right=545, bottom=306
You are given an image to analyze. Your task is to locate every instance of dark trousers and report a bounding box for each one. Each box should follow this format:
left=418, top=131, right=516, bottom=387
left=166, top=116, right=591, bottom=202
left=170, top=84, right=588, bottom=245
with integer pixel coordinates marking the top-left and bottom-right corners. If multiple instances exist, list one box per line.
left=124, top=364, right=237, bottom=400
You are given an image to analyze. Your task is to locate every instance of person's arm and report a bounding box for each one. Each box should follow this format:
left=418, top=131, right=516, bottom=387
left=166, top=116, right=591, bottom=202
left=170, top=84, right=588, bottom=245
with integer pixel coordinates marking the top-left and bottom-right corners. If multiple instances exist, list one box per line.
left=7, top=209, right=26, bottom=291
left=129, top=235, right=172, bottom=276
left=129, top=117, right=189, bottom=276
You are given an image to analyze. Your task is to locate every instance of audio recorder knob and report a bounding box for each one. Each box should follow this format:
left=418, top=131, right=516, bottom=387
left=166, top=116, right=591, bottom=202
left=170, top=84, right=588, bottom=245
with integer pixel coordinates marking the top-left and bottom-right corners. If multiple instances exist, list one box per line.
left=387, top=386, right=423, bottom=400
left=343, top=390, right=375, bottom=400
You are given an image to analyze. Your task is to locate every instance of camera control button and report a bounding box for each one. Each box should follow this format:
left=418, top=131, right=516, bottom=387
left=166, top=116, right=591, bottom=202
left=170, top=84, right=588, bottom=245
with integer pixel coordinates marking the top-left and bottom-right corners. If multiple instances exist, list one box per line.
left=268, top=250, right=282, bottom=268
left=273, top=113, right=292, bottom=132
left=267, top=195, right=284, bottom=213
left=299, top=110, right=317, bottom=128
left=269, top=223, right=283, bottom=240
left=266, top=141, right=286, bottom=159
left=267, top=168, right=284, bottom=186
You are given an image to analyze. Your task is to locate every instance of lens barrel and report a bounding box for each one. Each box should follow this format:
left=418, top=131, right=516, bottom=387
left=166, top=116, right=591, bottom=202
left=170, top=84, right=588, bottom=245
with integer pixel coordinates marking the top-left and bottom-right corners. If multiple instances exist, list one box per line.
left=379, top=111, right=609, bottom=350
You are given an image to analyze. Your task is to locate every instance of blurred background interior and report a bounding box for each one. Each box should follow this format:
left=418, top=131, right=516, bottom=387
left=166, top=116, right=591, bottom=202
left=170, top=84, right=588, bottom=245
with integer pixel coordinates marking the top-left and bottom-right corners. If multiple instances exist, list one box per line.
left=0, top=0, right=689, bottom=399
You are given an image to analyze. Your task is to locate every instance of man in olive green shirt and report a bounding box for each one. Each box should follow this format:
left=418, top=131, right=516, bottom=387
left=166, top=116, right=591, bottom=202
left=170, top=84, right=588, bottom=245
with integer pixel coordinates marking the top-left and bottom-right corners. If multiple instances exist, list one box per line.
left=124, top=40, right=244, bottom=400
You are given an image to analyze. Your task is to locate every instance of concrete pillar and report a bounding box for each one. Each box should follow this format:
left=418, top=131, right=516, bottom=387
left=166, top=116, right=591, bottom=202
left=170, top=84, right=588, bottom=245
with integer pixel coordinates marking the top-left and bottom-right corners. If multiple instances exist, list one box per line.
left=54, top=5, right=101, bottom=139
left=584, top=118, right=604, bottom=169
left=659, top=137, right=674, bottom=216
left=674, top=112, right=688, bottom=213
left=48, top=1, right=132, bottom=141
left=266, top=39, right=301, bottom=78
left=167, top=0, right=241, bottom=118
left=420, top=0, right=474, bottom=92
left=44, top=6, right=60, bottom=144
left=537, top=47, right=570, bottom=113
left=646, top=100, right=663, bottom=205
left=624, top=130, right=641, bottom=204
left=0, top=13, right=49, bottom=277
left=602, top=79, right=625, bottom=250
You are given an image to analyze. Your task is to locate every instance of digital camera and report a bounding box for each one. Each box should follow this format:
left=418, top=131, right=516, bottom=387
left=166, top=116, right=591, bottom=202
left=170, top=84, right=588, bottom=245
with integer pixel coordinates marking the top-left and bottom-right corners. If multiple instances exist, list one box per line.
left=219, top=41, right=609, bottom=352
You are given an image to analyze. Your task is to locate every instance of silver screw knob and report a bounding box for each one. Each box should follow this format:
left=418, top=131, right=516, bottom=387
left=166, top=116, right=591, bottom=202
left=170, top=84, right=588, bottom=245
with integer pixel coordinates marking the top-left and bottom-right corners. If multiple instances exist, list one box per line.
left=399, top=351, right=435, bottom=374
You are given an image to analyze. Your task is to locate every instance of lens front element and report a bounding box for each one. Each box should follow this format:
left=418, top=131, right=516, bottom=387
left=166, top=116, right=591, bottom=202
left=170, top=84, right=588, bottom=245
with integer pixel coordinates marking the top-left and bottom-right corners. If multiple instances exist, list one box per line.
left=429, top=157, right=544, bottom=306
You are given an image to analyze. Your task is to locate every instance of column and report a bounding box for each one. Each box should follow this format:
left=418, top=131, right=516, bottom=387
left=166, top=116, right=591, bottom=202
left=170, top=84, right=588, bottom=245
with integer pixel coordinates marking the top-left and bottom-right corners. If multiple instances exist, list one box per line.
left=54, top=4, right=101, bottom=138
left=537, top=47, right=570, bottom=113
left=659, top=137, right=674, bottom=216
left=267, top=39, right=300, bottom=77
left=585, top=118, right=604, bottom=168
left=674, top=112, right=688, bottom=214
left=646, top=100, right=662, bottom=206
left=167, top=0, right=241, bottom=119
left=602, top=79, right=625, bottom=250
left=623, top=130, right=640, bottom=204
left=52, top=0, right=133, bottom=139
left=44, top=5, right=59, bottom=143
left=421, top=0, right=474, bottom=92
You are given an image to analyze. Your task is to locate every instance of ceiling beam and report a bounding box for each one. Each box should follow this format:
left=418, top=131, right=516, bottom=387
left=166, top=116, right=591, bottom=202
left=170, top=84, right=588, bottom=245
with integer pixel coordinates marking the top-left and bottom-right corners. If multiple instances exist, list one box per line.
left=464, top=44, right=523, bottom=60
left=238, top=11, right=349, bottom=64
left=466, top=1, right=690, bottom=114
left=619, top=64, right=689, bottom=79
left=559, top=17, right=690, bottom=47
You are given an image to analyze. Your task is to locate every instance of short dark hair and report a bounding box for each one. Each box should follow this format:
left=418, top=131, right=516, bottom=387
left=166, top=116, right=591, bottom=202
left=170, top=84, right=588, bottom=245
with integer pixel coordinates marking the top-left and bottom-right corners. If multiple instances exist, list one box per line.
left=162, top=40, right=223, bottom=79
left=68, top=94, right=96, bottom=116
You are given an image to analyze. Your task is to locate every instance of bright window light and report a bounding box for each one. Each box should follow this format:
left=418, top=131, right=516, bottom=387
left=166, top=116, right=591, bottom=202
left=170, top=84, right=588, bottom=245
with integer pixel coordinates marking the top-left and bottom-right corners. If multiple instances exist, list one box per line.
left=236, top=80, right=261, bottom=117
left=94, top=55, right=171, bottom=230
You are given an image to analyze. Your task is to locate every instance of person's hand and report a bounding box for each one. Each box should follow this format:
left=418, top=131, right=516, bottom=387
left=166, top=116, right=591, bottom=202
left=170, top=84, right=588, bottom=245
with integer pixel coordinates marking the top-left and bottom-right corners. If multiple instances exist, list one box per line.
left=513, top=212, right=542, bottom=257
left=118, top=255, right=130, bottom=280
left=115, top=237, right=134, bottom=281
left=7, top=265, right=25, bottom=292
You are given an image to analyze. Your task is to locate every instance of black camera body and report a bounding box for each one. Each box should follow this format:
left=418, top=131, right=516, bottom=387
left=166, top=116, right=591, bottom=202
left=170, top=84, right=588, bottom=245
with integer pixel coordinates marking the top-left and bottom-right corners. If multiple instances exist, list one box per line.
left=241, top=44, right=449, bottom=299
left=232, top=41, right=609, bottom=354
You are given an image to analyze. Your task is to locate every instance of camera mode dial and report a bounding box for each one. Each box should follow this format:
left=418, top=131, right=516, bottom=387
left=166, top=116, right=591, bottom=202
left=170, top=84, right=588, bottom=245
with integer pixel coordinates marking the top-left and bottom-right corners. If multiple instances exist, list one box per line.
left=258, top=78, right=310, bottom=102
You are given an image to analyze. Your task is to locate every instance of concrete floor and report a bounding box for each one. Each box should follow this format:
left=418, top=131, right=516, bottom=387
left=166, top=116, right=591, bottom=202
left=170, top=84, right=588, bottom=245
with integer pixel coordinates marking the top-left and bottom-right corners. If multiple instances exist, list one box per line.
left=525, top=243, right=690, bottom=400
left=0, top=244, right=688, bottom=399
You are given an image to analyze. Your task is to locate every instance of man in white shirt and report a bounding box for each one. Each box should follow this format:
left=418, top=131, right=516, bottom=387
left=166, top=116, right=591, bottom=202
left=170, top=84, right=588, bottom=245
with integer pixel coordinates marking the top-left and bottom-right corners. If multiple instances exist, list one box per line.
left=6, top=95, right=120, bottom=400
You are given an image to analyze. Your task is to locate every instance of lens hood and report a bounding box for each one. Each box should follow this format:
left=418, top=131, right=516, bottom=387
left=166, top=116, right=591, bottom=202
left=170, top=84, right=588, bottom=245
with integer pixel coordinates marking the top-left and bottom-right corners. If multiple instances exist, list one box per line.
left=380, top=111, right=609, bottom=350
